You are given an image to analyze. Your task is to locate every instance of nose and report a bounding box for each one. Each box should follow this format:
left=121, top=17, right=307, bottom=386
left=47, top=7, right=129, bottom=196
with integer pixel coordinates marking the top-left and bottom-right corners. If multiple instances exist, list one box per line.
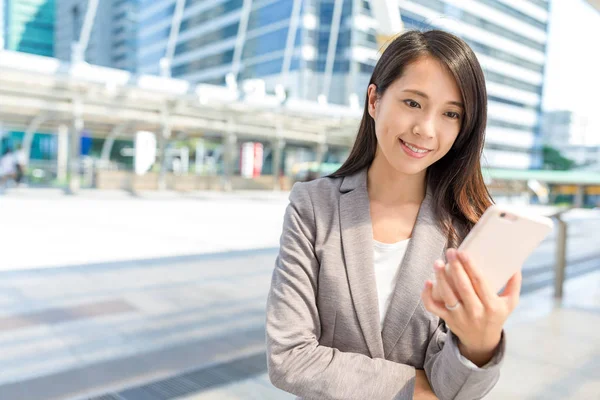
left=413, top=115, right=435, bottom=139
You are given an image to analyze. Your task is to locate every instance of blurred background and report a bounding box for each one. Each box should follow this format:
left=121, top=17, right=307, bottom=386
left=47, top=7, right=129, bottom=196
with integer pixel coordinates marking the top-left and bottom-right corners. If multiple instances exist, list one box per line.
left=0, top=0, right=599, bottom=399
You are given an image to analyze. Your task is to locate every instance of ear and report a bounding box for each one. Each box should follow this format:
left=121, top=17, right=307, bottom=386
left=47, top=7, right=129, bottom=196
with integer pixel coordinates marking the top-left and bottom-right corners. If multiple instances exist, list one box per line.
left=367, top=84, right=379, bottom=120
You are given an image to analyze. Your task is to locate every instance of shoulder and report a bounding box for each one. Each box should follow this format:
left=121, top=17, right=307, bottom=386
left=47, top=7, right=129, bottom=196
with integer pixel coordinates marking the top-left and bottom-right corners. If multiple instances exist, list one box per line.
left=289, top=175, right=343, bottom=207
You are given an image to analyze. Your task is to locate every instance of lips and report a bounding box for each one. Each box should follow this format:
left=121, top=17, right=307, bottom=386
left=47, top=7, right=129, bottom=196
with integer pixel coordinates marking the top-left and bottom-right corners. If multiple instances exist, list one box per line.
left=399, top=139, right=432, bottom=153
left=398, top=138, right=432, bottom=159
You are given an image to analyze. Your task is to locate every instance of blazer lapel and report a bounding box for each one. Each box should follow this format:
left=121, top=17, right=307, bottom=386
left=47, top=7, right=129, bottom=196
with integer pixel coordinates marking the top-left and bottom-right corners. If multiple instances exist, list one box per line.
left=381, top=189, right=448, bottom=358
left=339, top=169, right=385, bottom=359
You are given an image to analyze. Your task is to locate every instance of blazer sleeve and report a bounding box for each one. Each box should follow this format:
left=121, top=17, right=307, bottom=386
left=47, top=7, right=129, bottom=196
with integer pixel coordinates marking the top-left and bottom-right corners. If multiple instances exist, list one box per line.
left=424, top=311, right=506, bottom=400
left=266, top=182, right=417, bottom=400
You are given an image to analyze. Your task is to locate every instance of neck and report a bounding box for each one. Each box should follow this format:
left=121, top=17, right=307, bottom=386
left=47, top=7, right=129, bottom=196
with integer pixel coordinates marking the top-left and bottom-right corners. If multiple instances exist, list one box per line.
left=367, top=148, right=427, bottom=205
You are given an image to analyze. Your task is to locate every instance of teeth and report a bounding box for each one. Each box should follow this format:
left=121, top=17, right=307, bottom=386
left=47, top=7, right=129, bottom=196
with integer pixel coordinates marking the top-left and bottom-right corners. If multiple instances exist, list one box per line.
left=402, top=140, right=429, bottom=153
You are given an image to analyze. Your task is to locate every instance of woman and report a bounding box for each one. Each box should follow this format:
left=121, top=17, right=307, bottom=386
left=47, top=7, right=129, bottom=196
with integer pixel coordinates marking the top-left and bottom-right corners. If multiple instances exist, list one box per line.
left=266, top=30, right=521, bottom=400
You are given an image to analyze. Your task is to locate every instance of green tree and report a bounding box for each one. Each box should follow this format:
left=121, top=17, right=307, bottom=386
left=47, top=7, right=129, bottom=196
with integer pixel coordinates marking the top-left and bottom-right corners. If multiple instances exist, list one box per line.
left=542, top=145, right=575, bottom=171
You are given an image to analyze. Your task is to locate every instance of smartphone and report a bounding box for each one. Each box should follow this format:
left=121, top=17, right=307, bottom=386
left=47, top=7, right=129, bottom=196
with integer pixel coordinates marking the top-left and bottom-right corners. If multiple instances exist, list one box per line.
left=456, top=205, right=554, bottom=293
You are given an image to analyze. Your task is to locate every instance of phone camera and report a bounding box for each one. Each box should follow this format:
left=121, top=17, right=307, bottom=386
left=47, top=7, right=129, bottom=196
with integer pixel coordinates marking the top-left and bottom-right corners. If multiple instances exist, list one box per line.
left=500, top=213, right=506, bottom=218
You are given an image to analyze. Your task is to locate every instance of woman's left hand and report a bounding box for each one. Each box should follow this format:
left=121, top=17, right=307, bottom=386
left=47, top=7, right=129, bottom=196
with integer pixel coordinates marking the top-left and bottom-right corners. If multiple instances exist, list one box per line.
left=421, top=248, right=522, bottom=367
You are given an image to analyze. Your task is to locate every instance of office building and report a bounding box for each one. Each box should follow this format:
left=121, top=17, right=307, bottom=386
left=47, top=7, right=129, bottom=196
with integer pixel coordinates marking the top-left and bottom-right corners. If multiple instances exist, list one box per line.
left=55, top=0, right=137, bottom=71
left=135, top=0, right=550, bottom=169
left=1, top=0, right=54, bottom=56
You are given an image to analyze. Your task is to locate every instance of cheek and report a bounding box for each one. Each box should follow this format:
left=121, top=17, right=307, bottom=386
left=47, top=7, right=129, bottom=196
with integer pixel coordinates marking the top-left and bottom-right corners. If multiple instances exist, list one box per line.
left=375, top=108, right=406, bottom=141
left=436, top=129, right=460, bottom=156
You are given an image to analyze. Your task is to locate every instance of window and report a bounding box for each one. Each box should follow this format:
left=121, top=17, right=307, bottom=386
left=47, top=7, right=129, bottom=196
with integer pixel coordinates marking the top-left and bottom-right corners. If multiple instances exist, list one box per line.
left=315, top=60, right=350, bottom=73
left=243, top=26, right=302, bottom=59
left=247, top=0, right=293, bottom=31
left=464, top=39, right=543, bottom=73
left=172, top=50, right=234, bottom=76
left=175, top=23, right=239, bottom=56
left=359, top=62, right=374, bottom=74
left=478, top=0, right=547, bottom=30
left=180, top=0, right=243, bottom=34
left=485, top=70, right=542, bottom=95
left=488, top=95, right=538, bottom=111
left=139, top=27, right=170, bottom=48
left=488, top=118, right=535, bottom=133
left=526, top=0, right=549, bottom=10
left=141, top=4, right=175, bottom=27
left=401, top=0, right=546, bottom=51
left=317, top=29, right=351, bottom=55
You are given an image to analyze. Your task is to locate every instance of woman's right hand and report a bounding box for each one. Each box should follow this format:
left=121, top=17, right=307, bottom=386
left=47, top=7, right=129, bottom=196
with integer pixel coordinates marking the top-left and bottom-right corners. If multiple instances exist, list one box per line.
left=414, top=370, right=438, bottom=399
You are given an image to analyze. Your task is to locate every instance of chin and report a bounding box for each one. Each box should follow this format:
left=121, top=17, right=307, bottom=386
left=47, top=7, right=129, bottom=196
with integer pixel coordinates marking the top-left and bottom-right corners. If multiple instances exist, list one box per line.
left=391, top=161, right=429, bottom=176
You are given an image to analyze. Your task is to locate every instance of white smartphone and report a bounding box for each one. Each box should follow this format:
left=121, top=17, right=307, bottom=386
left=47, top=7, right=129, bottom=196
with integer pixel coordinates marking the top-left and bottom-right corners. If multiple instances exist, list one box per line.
left=456, top=205, right=554, bottom=293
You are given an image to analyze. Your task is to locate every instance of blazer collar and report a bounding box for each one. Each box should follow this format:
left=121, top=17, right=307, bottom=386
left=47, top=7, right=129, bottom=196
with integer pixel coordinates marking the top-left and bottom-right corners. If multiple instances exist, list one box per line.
left=339, top=168, right=447, bottom=358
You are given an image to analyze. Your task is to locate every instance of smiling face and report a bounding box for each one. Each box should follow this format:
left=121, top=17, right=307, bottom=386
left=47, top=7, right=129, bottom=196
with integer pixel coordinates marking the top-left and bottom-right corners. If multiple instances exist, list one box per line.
left=368, top=55, right=464, bottom=177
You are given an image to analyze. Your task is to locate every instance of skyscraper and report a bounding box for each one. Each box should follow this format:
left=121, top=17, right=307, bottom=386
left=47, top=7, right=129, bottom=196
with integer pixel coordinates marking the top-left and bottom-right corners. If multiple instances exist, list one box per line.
left=135, top=1, right=549, bottom=170
left=55, top=0, right=137, bottom=71
left=1, top=0, right=54, bottom=56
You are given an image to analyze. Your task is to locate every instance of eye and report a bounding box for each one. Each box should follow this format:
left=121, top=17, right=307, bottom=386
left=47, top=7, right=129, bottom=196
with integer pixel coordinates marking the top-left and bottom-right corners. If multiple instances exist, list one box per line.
left=404, top=99, right=421, bottom=108
left=445, top=111, right=461, bottom=120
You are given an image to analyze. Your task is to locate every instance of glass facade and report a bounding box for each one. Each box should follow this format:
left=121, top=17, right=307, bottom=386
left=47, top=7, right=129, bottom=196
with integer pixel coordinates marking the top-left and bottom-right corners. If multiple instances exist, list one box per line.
left=3, top=0, right=54, bottom=56
left=135, top=0, right=550, bottom=169
left=111, top=0, right=138, bottom=72
left=137, top=0, right=311, bottom=82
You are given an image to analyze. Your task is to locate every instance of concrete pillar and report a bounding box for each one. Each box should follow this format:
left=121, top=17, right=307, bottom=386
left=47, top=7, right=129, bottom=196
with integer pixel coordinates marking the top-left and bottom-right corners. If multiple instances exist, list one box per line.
left=180, top=146, right=189, bottom=175
left=574, top=185, right=585, bottom=208
left=157, top=131, right=168, bottom=191
left=222, top=132, right=237, bottom=191
left=554, top=215, right=568, bottom=299
left=67, top=116, right=83, bottom=194
left=315, top=142, right=328, bottom=166
left=57, top=125, right=69, bottom=183
left=195, top=139, right=205, bottom=175
left=272, top=139, right=285, bottom=191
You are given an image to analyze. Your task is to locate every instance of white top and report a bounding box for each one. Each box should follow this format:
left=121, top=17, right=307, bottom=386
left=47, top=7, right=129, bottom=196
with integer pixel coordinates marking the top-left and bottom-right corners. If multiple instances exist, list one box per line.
left=373, top=238, right=410, bottom=329
left=374, top=239, right=488, bottom=369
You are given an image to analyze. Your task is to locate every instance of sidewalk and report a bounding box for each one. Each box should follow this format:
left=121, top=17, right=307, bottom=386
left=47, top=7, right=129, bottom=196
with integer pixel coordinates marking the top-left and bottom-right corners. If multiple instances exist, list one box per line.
left=486, top=269, right=600, bottom=399
left=186, top=270, right=600, bottom=400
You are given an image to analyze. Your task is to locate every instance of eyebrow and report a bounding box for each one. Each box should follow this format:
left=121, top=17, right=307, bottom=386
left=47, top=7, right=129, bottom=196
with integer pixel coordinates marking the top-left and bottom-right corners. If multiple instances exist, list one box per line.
left=402, top=89, right=464, bottom=109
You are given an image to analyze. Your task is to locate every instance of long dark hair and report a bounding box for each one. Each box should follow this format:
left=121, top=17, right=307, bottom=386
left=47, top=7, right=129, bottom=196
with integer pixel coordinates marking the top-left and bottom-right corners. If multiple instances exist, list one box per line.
left=331, top=30, right=492, bottom=247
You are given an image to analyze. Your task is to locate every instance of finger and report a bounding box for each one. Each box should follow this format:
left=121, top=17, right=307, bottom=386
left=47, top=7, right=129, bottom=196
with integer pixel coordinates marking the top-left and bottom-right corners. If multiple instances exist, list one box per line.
left=500, top=271, right=522, bottom=310
left=445, top=248, right=481, bottom=312
left=434, top=259, right=460, bottom=307
left=457, top=251, right=495, bottom=307
left=421, top=280, right=450, bottom=320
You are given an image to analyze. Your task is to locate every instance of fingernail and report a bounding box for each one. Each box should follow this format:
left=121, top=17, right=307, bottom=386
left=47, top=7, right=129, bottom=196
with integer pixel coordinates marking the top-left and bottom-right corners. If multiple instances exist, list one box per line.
left=434, top=260, right=445, bottom=270
left=447, top=248, right=457, bottom=262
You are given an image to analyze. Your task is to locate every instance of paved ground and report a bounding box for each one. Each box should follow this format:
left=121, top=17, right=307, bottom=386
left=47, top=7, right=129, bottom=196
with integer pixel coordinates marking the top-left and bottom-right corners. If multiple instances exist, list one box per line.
left=0, top=188, right=598, bottom=399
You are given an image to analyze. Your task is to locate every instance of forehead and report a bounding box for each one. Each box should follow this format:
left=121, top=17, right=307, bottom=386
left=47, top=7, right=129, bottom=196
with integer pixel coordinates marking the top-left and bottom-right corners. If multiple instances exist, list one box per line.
left=390, top=56, right=462, bottom=102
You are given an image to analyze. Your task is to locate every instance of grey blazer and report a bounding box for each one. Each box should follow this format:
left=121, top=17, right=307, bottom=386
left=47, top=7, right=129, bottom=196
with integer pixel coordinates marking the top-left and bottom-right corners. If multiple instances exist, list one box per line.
left=266, top=168, right=505, bottom=400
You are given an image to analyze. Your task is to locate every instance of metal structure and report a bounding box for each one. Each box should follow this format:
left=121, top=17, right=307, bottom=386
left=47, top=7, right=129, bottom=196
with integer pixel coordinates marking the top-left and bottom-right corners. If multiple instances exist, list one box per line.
left=368, top=0, right=404, bottom=47
left=71, top=0, right=99, bottom=64
left=321, top=0, right=345, bottom=103
left=160, top=0, right=187, bottom=77
left=0, top=49, right=360, bottom=191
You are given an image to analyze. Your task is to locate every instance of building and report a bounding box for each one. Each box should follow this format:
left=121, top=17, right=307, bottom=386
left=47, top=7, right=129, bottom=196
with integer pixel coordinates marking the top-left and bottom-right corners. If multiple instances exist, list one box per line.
left=542, top=110, right=600, bottom=167
left=542, top=110, right=600, bottom=148
left=134, top=0, right=550, bottom=170
left=136, top=0, right=315, bottom=87
left=0, top=0, right=54, bottom=56
left=0, top=0, right=55, bottom=155
left=54, top=0, right=137, bottom=72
